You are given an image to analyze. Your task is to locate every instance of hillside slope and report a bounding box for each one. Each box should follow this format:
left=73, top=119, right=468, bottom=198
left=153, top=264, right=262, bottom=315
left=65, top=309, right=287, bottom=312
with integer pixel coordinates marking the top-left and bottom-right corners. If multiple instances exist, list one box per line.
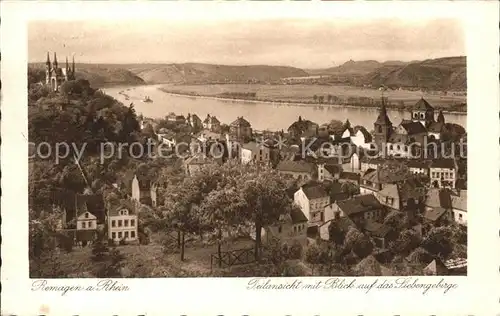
left=29, top=63, right=146, bottom=87
left=364, top=56, right=466, bottom=90
left=308, top=56, right=466, bottom=90
left=128, top=63, right=309, bottom=84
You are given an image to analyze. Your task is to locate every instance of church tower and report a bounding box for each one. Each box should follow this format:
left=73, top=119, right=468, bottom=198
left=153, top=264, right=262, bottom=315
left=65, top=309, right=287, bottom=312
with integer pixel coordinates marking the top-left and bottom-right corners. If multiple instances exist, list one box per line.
left=45, top=52, right=51, bottom=85
left=373, top=98, right=393, bottom=149
left=411, top=97, right=435, bottom=128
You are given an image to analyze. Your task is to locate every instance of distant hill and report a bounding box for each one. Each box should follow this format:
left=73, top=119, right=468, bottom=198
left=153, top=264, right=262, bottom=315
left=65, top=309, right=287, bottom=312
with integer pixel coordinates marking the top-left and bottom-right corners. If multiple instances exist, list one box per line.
left=308, top=56, right=466, bottom=90
left=363, top=56, right=466, bottom=90
left=29, top=63, right=146, bottom=87
left=127, top=63, right=309, bottom=84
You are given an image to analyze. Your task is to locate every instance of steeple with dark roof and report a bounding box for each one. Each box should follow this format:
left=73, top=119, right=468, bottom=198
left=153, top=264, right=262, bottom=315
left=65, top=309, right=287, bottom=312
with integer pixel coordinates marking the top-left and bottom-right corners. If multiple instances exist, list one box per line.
left=53, top=52, right=58, bottom=68
left=373, top=98, right=393, bottom=148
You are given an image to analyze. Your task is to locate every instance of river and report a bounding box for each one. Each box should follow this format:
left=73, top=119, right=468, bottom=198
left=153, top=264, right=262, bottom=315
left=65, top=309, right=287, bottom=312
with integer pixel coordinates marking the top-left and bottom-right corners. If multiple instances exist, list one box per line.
left=103, top=85, right=467, bottom=131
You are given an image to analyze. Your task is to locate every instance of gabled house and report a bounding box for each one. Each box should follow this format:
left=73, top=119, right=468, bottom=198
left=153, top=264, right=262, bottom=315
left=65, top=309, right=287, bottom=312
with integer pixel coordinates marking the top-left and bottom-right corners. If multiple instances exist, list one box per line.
left=407, top=160, right=431, bottom=176
left=374, top=178, right=426, bottom=212
left=263, top=207, right=308, bottom=246
left=351, top=126, right=373, bottom=149
left=362, top=221, right=397, bottom=249
left=183, top=152, right=221, bottom=177
left=324, top=194, right=386, bottom=227
left=450, top=190, right=467, bottom=226
left=429, top=158, right=457, bottom=189
left=240, top=141, right=271, bottom=165
left=294, top=183, right=330, bottom=226
left=287, top=117, right=319, bottom=139
left=62, top=193, right=106, bottom=229
left=423, top=188, right=452, bottom=227
left=276, top=160, right=316, bottom=185
left=229, top=116, right=252, bottom=142
left=186, top=113, right=203, bottom=131
left=317, top=163, right=341, bottom=182
left=203, top=114, right=221, bottom=132
left=108, top=204, right=138, bottom=244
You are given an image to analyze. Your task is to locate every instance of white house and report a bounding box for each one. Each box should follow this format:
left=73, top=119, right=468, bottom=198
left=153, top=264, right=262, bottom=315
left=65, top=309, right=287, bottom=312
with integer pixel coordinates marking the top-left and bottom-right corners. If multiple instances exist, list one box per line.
left=451, top=190, right=467, bottom=226
left=240, top=141, right=270, bottom=165
left=429, top=159, right=457, bottom=189
left=108, top=207, right=138, bottom=243
left=77, top=211, right=97, bottom=230
left=407, top=160, right=430, bottom=176
left=351, top=127, right=373, bottom=149
left=293, top=183, right=330, bottom=226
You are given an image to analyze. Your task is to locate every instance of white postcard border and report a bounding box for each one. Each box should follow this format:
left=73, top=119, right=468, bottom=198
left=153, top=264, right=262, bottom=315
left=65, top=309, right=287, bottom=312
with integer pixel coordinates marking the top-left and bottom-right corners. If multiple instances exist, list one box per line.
left=1, top=1, right=499, bottom=315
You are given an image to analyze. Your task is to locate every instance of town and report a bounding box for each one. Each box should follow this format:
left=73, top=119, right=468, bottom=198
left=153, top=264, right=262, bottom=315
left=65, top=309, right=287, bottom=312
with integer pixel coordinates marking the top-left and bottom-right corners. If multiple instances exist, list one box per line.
left=28, top=52, right=467, bottom=278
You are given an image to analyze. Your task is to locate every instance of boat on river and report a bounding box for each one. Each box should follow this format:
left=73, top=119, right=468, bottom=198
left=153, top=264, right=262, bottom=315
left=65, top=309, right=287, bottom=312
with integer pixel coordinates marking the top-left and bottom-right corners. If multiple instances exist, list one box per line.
left=142, top=96, right=153, bottom=103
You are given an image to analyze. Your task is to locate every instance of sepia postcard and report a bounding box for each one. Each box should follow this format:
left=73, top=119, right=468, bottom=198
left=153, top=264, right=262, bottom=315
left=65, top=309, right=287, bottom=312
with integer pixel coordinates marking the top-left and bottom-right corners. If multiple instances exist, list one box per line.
left=1, top=1, right=499, bottom=315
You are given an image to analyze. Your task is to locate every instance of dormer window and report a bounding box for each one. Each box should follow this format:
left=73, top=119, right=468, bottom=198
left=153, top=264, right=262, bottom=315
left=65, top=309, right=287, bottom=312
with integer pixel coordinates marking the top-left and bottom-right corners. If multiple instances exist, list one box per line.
left=85, top=213, right=89, bottom=218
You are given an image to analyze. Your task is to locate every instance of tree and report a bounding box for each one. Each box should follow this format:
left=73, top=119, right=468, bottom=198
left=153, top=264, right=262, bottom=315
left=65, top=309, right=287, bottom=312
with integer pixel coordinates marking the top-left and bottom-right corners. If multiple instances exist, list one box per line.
left=421, top=226, right=454, bottom=259
left=313, top=95, right=318, bottom=102
left=202, top=186, right=245, bottom=267
left=389, top=228, right=421, bottom=255
left=318, top=95, right=324, bottom=104
left=97, top=248, right=125, bottom=278
left=238, top=165, right=294, bottom=261
left=327, top=94, right=333, bottom=103
left=91, top=234, right=110, bottom=262
left=328, top=222, right=346, bottom=246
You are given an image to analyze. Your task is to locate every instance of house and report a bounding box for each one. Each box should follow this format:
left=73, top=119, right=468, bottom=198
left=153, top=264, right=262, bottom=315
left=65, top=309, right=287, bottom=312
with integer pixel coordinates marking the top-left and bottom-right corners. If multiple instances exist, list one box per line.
left=287, top=117, right=319, bottom=139
left=450, top=190, right=467, bottom=226
left=360, top=157, right=385, bottom=172
left=62, top=193, right=106, bottom=229
left=186, top=113, right=203, bottom=130
left=429, top=158, right=457, bottom=188
left=294, top=183, right=331, bottom=226
left=317, top=163, right=341, bottom=182
left=196, top=130, right=223, bottom=143
left=263, top=207, right=308, bottom=246
left=183, top=152, right=220, bottom=177
left=351, top=126, right=373, bottom=149
left=240, top=141, right=271, bottom=165
left=362, top=221, right=397, bottom=249
left=423, top=258, right=449, bottom=276
left=319, top=216, right=355, bottom=241
left=374, top=179, right=426, bottom=212
left=391, top=120, right=428, bottom=147
left=76, top=207, right=98, bottom=231
left=407, top=160, right=430, bottom=176
left=326, top=194, right=386, bottom=227
left=423, top=188, right=452, bottom=227
left=165, top=112, right=185, bottom=124
left=339, top=171, right=361, bottom=186
left=340, top=152, right=361, bottom=173
left=359, top=165, right=410, bottom=195
left=108, top=205, right=138, bottom=244
left=340, top=119, right=355, bottom=139
left=203, top=114, right=221, bottom=132
left=276, top=160, right=316, bottom=184
left=229, top=116, right=253, bottom=142
left=157, top=133, right=177, bottom=150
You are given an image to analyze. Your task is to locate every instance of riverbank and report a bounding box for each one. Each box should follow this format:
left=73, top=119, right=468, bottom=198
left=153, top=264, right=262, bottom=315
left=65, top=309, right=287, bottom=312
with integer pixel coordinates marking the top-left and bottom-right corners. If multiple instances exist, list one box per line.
left=158, top=87, right=467, bottom=114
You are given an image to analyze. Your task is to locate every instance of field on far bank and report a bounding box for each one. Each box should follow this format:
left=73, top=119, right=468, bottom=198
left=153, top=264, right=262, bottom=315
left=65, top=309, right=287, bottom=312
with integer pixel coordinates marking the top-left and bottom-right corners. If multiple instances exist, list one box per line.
left=163, top=84, right=466, bottom=107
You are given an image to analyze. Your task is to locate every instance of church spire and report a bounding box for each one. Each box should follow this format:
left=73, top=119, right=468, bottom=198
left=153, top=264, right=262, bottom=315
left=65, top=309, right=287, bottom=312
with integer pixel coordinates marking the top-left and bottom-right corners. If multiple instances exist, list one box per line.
left=46, top=52, right=51, bottom=67
left=53, top=52, right=58, bottom=68
left=65, top=56, right=69, bottom=70
left=72, top=55, right=75, bottom=75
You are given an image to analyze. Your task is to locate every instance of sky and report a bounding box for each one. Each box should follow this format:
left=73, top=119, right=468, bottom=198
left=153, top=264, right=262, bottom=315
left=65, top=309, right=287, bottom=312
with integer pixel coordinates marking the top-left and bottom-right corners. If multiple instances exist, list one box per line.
left=28, top=19, right=465, bottom=69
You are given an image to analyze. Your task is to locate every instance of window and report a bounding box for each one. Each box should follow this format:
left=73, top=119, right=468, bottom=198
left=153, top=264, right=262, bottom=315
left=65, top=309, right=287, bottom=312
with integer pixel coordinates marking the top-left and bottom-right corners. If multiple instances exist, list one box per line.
left=278, top=226, right=282, bottom=233
left=420, top=113, right=424, bottom=119
left=125, top=231, right=129, bottom=238
left=82, top=222, right=86, bottom=228
left=118, top=220, right=123, bottom=227
left=112, top=232, right=116, bottom=239
left=88, top=221, right=93, bottom=228
left=294, top=226, right=297, bottom=232
left=320, top=212, right=324, bottom=222
left=458, top=214, right=463, bottom=220
left=131, top=219, right=135, bottom=227
left=112, top=220, right=116, bottom=227
left=118, top=232, right=122, bottom=239
left=85, top=213, right=89, bottom=219
left=124, top=219, right=129, bottom=227
left=131, top=231, right=135, bottom=238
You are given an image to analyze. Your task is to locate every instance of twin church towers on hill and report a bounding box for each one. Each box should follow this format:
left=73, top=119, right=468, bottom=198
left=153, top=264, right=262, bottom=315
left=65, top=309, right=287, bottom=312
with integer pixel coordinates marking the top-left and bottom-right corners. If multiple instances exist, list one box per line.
left=45, top=52, right=76, bottom=92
